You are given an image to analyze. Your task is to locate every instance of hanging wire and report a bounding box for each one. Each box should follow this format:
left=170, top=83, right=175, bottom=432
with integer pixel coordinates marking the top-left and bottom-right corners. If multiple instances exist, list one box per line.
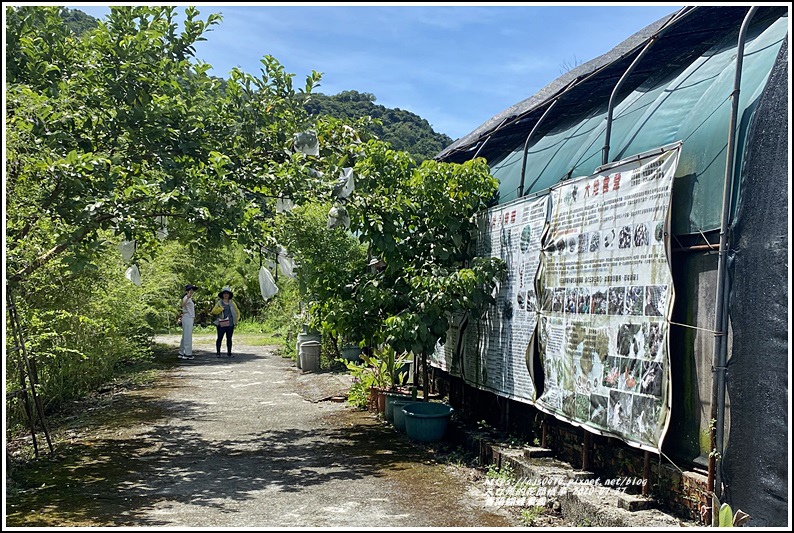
left=659, top=449, right=685, bottom=474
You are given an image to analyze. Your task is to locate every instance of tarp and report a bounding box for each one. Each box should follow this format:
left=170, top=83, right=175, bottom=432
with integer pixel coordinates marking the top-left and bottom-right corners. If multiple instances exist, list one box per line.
left=534, top=143, right=681, bottom=452
left=721, top=34, right=789, bottom=527
left=484, top=14, right=787, bottom=235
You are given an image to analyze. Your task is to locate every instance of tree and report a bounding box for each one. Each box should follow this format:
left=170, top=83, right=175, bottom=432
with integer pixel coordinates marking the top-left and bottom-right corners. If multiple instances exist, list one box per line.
left=338, top=141, right=506, bottom=398
left=5, top=5, right=337, bottom=290
left=5, top=4, right=504, bottom=415
left=274, top=201, right=372, bottom=352
left=5, top=7, right=365, bottom=420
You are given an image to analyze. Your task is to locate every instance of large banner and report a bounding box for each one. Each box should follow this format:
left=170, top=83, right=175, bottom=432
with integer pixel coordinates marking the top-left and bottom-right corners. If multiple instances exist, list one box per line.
left=432, top=194, right=549, bottom=404
left=535, top=142, right=681, bottom=451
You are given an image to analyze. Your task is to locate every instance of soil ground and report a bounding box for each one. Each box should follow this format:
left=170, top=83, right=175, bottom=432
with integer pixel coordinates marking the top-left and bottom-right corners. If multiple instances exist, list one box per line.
left=5, top=335, right=573, bottom=528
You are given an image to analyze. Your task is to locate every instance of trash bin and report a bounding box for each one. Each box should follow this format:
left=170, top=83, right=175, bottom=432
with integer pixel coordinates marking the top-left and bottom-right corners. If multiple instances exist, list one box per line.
left=296, top=327, right=321, bottom=369
left=299, top=340, right=321, bottom=372
left=340, top=345, right=362, bottom=363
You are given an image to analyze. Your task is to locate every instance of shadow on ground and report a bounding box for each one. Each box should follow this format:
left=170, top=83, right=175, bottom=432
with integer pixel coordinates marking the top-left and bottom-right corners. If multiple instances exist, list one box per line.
left=6, top=349, right=463, bottom=527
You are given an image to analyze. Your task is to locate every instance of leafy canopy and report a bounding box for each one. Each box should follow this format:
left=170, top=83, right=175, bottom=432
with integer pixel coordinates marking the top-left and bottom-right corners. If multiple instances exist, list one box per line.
left=6, top=5, right=506, bottom=377
left=4, top=5, right=346, bottom=288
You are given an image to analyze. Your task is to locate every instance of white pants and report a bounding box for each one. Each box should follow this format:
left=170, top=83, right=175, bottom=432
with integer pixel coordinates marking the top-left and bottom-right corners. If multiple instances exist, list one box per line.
left=179, top=315, right=194, bottom=355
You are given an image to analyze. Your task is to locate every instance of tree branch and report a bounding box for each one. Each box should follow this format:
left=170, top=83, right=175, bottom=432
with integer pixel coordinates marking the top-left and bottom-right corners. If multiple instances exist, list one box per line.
left=9, top=225, right=95, bottom=284
left=13, top=174, right=64, bottom=243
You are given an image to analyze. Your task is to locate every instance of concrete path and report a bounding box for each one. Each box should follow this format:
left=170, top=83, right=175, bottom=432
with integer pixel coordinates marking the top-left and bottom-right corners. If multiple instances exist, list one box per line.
left=6, top=336, right=517, bottom=528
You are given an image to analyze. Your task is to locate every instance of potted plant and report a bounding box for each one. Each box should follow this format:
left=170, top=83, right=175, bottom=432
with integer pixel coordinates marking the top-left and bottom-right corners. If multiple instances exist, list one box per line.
left=359, top=352, right=390, bottom=414
left=360, top=345, right=411, bottom=419
left=340, top=358, right=378, bottom=411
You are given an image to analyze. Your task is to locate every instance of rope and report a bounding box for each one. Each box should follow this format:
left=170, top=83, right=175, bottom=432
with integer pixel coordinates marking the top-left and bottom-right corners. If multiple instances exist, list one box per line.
left=668, top=320, right=726, bottom=335
left=697, top=229, right=717, bottom=250
left=660, top=450, right=685, bottom=474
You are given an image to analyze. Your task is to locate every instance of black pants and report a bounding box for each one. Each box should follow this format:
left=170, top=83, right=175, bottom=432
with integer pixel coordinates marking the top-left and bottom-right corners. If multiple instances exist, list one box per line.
left=216, top=325, right=234, bottom=355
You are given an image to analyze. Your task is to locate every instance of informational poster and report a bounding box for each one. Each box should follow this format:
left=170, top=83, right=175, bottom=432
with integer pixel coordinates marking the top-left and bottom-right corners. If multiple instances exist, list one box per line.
left=535, top=142, right=681, bottom=452
left=431, top=312, right=466, bottom=378
left=432, top=194, right=549, bottom=404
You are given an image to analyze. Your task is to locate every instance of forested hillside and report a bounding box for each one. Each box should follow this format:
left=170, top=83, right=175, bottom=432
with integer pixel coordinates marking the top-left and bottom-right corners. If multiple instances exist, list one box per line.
left=304, top=91, right=454, bottom=161
left=60, top=9, right=454, bottom=162
left=60, top=7, right=98, bottom=35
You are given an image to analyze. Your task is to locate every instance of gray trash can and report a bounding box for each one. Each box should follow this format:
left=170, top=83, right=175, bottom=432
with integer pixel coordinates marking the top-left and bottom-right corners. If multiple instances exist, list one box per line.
left=299, top=340, right=321, bottom=372
left=296, top=328, right=321, bottom=369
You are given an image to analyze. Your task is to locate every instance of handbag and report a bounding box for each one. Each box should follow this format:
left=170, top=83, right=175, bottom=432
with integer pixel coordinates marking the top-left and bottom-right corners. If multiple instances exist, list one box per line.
left=218, top=318, right=231, bottom=327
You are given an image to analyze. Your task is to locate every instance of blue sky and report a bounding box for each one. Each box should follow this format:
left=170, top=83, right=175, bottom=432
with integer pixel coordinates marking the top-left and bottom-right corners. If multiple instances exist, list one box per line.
left=64, top=3, right=682, bottom=141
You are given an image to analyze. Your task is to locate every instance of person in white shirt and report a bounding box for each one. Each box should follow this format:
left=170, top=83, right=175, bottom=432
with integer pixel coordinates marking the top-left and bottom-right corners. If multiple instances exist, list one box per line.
left=179, top=284, right=198, bottom=359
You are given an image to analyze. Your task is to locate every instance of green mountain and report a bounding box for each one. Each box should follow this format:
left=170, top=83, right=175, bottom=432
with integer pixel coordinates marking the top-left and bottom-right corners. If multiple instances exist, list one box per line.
left=305, top=90, right=454, bottom=162
left=60, top=7, right=99, bottom=36
left=57, top=9, right=454, bottom=161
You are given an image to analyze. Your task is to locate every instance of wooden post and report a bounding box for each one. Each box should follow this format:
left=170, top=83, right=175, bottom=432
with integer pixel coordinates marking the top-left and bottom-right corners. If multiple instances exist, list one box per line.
left=412, top=352, right=419, bottom=398
left=8, top=289, right=53, bottom=455
left=642, top=451, right=651, bottom=497
left=582, top=429, right=592, bottom=471
left=28, top=357, right=53, bottom=453
left=541, top=418, right=548, bottom=448
left=18, top=360, right=39, bottom=457
left=421, top=353, right=429, bottom=401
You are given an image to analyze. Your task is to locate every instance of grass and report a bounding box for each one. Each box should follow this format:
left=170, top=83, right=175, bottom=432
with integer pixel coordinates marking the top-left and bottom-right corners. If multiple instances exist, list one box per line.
left=7, top=344, right=178, bottom=462
left=520, top=506, right=548, bottom=526
left=440, top=445, right=479, bottom=468
left=486, top=462, right=516, bottom=481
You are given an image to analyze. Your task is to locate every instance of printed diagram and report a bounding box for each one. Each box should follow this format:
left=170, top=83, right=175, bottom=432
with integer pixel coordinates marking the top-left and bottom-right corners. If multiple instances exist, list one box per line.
left=535, top=147, right=680, bottom=451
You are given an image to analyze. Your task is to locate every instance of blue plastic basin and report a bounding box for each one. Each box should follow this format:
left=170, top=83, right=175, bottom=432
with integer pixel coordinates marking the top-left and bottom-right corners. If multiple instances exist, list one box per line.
left=384, top=392, right=411, bottom=423
left=392, top=399, right=418, bottom=433
left=402, top=402, right=454, bottom=442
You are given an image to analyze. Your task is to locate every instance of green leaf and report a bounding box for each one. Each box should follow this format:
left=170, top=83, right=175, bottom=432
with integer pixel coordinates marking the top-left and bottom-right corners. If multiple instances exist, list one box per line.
left=719, top=503, right=734, bottom=527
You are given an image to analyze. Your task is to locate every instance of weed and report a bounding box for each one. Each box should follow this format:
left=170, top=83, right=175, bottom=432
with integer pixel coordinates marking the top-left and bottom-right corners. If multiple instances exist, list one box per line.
left=486, top=462, right=515, bottom=481
left=441, top=446, right=477, bottom=467
left=520, top=505, right=546, bottom=526
left=505, top=435, right=524, bottom=448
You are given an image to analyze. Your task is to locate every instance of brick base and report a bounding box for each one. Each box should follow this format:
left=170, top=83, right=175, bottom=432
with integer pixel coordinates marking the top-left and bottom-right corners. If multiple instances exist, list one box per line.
left=440, top=373, right=708, bottom=523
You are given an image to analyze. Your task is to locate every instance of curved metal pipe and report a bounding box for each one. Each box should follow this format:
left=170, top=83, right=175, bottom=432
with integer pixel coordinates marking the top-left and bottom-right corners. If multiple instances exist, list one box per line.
left=472, top=117, right=509, bottom=160
left=709, top=5, right=758, bottom=499
left=602, top=7, right=693, bottom=165
left=601, top=38, right=656, bottom=165
left=518, top=99, right=558, bottom=197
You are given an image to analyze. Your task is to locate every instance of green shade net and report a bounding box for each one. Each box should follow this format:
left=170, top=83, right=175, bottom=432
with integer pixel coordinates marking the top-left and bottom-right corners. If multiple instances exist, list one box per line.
left=489, top=14, right=787, bottom=235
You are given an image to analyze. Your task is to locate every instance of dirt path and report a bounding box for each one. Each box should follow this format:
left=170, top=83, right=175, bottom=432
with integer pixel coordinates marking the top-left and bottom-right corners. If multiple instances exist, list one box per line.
left=6, top=336, right=519, bottom=527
